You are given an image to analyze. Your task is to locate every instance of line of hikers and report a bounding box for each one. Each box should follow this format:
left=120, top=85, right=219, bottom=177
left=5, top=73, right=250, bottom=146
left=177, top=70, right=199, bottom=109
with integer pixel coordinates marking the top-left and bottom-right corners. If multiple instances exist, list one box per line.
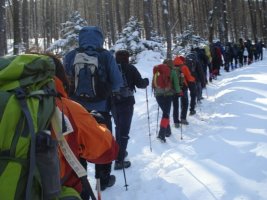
left=152, top=38, right=265, bottom=143
left=0, top=24, right=265, bottom=200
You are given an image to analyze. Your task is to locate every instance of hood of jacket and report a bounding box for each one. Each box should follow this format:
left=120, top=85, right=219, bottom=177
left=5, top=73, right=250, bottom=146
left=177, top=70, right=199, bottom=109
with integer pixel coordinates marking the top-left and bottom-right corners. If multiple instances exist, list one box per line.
left=79, top=26, right=104, bottom=49
left=173, top=56, right=184, bottom=66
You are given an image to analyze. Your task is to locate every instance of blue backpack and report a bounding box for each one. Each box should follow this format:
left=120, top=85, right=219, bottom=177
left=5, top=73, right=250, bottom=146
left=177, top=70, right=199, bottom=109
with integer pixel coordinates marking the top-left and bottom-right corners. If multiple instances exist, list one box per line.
left=71, top=48, right=112, bottom=102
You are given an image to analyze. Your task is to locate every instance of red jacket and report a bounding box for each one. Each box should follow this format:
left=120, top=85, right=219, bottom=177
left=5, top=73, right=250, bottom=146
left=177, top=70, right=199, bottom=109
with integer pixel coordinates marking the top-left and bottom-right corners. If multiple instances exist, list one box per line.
left=53, top=77, right=119, bottom=192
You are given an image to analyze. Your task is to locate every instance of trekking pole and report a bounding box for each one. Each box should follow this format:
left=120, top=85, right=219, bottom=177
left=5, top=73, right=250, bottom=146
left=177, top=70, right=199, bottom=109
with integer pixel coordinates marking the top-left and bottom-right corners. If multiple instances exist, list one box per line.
left=96, top=178, right=101, bottom=200
left=180, top=122, right=183, bottom=140
left=156, top=105, right=159, bottom=136
left=205, top=87, right=209, bottom=99
left=145, top=88, right=152, bottom=152
left=122, top=151, right=129, bottom=191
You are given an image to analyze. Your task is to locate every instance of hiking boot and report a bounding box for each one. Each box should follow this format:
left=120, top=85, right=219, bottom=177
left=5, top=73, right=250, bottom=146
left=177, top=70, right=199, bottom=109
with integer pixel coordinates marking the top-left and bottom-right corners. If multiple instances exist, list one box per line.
left=157, top=127, right=166, bottom=142
left=165, top=125, right=172, bottom=137
left=174, top=123, right=180, bottom=128
left=189, top=110, right=196, bottom=115
left=124, top=150, right=128, bottom=159
left=157, top=134, right=166, bottom=143
left=114, top=161, right=131, bottom=170
left=180, top=119, right=189, bottom=125
left=100, top=175, right=116, bottom=191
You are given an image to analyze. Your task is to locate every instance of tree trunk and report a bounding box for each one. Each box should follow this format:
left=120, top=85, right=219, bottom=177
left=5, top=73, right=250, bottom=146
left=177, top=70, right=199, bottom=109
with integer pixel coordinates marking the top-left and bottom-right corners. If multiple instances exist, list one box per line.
left=162, top=0, right=172, bottom=59
left=247, top=0, right=257, bottom=41
left=208, top=0, right=217, bottom=43
left=115, top=0, right=122, bottom=33
left=12, top=0, right=21, bottom=55
left=108, top=0, right=116, bottom=45
left=143, top=0, right=153, bottom=40
left=104, top=0, right=111, bottom=48
left=0, top=0, right=7, bottom=56
left=22, top=0, right=29, bottom=51
left=176, top=0, right=183, bottom=33
left=222, top=0, right=228, bottom=43
left=263, top=0, right=267, bottom=44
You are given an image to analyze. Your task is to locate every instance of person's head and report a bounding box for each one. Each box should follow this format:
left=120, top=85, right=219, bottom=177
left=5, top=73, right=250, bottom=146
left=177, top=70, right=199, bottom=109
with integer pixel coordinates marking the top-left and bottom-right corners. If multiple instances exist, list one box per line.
left=163, top=58, right=174, bottom=68
left=44, top=53, right=70, bottom=94
left=115, top=50, right=130, bottom=64
left=79, top=26, right=104, bottom=49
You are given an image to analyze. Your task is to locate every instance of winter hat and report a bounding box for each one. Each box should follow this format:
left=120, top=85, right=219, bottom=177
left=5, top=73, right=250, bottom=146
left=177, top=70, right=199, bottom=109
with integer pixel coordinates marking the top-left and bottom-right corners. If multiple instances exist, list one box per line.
left=173, top=56, right=184, bottom=66
left=115, top=50, right=130, bottom=64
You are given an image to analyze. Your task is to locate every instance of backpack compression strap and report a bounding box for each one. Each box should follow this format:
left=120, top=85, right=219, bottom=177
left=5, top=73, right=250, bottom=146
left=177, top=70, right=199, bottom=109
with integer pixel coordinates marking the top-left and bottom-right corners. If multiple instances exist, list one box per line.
left=15, top=88, right=37, bottom=200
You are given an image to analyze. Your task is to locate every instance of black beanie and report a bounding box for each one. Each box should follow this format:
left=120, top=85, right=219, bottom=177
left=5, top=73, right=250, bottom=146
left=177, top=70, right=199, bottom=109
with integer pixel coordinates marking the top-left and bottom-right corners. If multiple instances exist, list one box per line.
left=115, top=50, right=130, bottom=64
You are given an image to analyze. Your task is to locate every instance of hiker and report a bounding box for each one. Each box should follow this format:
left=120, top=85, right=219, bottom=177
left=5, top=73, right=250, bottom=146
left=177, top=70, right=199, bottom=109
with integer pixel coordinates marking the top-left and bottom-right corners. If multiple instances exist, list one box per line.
left=51, top=54, right=119, bottom=199
left=152, top=59, right=181, bottom=142
left=171, top=60, right=184, bottom=128
left=63, top=26, right=123, bottom=191
left=0, top=53, right=119, bottom=200
left=111, top=50, right=149, bottom=170
left=173, top=55, right=196, bottom=125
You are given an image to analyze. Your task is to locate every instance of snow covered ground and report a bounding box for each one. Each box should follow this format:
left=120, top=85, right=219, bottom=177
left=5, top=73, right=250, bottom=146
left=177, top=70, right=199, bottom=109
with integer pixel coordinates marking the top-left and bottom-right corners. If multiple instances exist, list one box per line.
left=87, top=50, right=267, bottom=200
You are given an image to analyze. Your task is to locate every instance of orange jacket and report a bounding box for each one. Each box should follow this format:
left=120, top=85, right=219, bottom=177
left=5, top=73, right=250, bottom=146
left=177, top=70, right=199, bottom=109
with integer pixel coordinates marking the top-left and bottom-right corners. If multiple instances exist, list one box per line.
left=173, top=56, right=195, bottom=86
left=53, top=77, right=119, bottom=192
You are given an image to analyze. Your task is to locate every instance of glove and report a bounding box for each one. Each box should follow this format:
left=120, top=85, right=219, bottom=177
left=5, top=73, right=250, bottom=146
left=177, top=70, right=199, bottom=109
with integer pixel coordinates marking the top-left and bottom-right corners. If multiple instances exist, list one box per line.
left=143, top=78, right=149, bottom=87
left=90, top=110, right=105, bottom=124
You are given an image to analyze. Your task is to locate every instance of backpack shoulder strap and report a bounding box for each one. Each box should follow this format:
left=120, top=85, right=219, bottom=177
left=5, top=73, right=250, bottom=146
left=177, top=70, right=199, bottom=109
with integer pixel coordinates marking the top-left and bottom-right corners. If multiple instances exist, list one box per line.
left=51, top=105, right=96, bottom=200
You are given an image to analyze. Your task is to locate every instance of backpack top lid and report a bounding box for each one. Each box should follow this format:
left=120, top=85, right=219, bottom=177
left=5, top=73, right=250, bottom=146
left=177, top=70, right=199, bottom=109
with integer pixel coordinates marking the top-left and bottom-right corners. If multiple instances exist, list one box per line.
left=0, top=54, right=55, bottom=91
left=115, top=50, right=130, bottom=64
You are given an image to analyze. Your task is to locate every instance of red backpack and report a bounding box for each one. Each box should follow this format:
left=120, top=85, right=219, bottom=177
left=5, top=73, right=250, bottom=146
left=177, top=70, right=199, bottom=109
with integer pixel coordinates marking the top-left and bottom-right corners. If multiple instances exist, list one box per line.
left=152, top=64, right=172, bottom=94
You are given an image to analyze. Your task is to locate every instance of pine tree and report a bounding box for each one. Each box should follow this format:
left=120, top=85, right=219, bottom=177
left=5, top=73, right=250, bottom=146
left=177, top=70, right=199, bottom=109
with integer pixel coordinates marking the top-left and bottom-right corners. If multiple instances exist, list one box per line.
left=112, top=16, right=165, bottom=62
left=173, top=25, right=206, bottom=55
left=47, top=11, right=87, bottom=56
left=112, top=16, right=144, bottom=56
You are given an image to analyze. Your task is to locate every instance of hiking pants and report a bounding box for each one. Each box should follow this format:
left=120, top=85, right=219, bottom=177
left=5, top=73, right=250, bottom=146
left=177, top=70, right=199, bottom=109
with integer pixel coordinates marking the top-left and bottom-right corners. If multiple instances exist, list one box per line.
left=156, top=95, right=172, bottom=123
left=111, top=102, right=134, bottom=162
left=196, top=81, right=202, bottom=101
left=180, top=87, right=189, bottom=120
left=172, top=95, right=180, bottom=124
left=80, top=112, right=112, bottom=182
left=94, top=112, right=112, bottom=179
left=188, top=82, right=196, bottom=112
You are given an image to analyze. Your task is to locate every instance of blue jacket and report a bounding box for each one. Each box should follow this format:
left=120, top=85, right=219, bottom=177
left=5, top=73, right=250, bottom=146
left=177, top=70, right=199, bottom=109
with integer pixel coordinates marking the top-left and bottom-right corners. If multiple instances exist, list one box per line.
left=63, top=26, right=123, bottom=112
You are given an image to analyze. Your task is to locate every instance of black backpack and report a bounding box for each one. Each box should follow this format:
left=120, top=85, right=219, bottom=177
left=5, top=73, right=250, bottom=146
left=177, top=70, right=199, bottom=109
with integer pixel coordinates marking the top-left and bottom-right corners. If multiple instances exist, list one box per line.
left=71, top=48, right=112, bottom=102
left=118, top=63, right=134, bottom=98
left=185, top=53, right=198, bottom=75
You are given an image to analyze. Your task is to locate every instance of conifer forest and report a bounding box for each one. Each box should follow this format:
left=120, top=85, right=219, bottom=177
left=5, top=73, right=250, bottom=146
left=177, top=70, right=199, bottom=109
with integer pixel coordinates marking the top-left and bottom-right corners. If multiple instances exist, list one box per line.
left=0, top=0, right=266, bottom=57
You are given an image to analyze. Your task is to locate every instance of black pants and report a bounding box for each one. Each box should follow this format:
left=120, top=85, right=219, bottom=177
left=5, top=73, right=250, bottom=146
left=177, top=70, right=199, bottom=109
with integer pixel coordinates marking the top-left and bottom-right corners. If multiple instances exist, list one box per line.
left=80, top=112, right=112, bottom=180
left=172, top=95, right=180, bottom=124
left=94, top=112, right=112, bottom=179
left=111, top=102, right=134, bottom=162
left=156, top=95, right=172, bottom=119
left=188, top=82, right=196, bottom=112
left=180, top=87, right=189, bottom=120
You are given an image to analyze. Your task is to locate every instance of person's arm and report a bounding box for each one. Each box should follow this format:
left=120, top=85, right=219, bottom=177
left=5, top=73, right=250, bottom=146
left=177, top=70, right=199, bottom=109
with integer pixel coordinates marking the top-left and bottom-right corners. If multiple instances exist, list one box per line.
left=131, top=65, right=149, bottom=89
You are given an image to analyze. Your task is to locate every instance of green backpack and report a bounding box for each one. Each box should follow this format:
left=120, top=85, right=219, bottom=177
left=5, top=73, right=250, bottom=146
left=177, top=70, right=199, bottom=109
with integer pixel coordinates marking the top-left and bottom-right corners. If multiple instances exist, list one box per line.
left=0, top=54, right=60, bottom=200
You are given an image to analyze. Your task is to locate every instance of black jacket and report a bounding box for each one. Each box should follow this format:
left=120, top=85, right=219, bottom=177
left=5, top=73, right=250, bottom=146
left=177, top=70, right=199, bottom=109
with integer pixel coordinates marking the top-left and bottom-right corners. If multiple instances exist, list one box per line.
left=115, top=63, right=148, bottom=105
